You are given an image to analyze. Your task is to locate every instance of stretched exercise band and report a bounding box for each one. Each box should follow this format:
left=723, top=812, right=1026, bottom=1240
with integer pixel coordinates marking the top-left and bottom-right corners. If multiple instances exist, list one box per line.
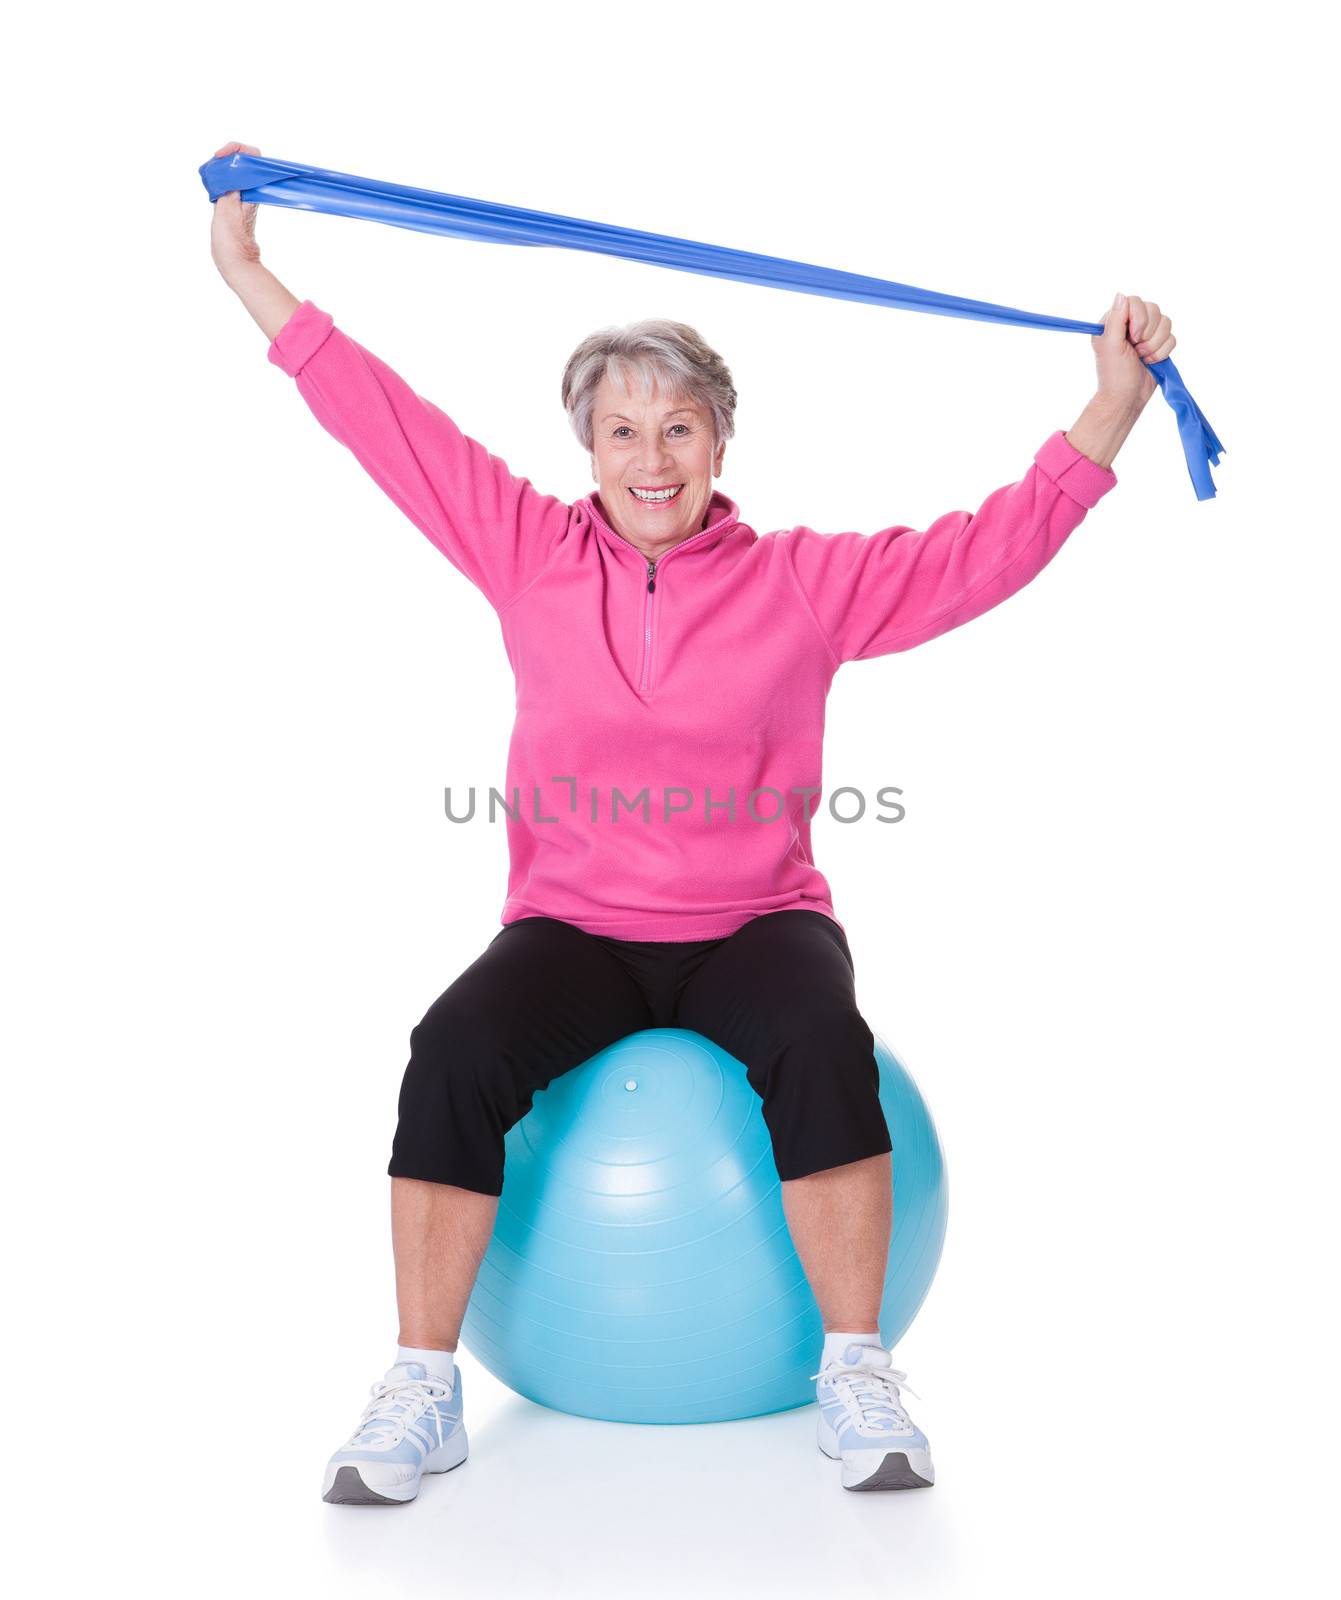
left=200, top=152, right=1224, bottom=501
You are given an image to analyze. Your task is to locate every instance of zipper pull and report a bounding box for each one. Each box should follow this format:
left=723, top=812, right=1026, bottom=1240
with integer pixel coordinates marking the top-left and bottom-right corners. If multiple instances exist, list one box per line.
left=647, top=560, right=657, bottom=593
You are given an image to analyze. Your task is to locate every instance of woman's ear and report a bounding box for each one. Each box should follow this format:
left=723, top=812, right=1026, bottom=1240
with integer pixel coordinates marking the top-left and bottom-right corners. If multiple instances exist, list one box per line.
left=714, top=441, right=726, bottom=477
left=590, top=454, right=599, bottom=483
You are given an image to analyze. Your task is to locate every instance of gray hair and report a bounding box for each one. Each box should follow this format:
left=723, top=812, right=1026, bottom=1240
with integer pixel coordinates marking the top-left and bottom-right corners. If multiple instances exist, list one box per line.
left=561, top=318, right=738, bottom=454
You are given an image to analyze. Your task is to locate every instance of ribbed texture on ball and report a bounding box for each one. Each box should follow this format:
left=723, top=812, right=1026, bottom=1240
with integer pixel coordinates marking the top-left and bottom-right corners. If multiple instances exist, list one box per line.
left=459, top=1028, right=946, bottom=1424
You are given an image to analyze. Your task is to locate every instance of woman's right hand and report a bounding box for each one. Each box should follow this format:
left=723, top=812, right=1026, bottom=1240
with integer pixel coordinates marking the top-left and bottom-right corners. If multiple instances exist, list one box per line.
left=210, top=141, right=263, bottom=278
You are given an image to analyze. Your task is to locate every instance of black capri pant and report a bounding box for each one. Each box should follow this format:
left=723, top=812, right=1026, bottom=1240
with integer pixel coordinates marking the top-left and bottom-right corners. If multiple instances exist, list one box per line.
left=388, top=909, right=892, bottom=1196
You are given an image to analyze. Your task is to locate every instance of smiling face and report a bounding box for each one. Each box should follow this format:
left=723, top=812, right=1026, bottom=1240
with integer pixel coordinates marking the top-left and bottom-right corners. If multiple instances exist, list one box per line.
left=589, top=367, right=726, bottom=558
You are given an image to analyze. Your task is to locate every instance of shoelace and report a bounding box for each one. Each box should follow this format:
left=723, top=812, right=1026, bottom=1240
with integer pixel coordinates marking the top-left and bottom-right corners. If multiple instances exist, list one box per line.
left=346, top=1376, right=451, bottom=1451
left=809, top=1361, right=922, bottom=1433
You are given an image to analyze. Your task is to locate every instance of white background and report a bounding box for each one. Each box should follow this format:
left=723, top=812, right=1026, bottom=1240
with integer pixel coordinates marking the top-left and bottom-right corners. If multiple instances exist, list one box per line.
left=4, top=2, right=1336, bottom=1595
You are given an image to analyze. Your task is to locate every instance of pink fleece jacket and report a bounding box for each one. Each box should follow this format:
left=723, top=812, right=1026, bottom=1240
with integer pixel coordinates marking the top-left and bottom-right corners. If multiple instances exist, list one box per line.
left=268, top=300, right=1118, bottom=941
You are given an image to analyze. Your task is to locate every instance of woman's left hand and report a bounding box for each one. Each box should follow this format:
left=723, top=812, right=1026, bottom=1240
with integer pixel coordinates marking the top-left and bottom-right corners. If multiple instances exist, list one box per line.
left=1093, top=293, right=1177, bottom=409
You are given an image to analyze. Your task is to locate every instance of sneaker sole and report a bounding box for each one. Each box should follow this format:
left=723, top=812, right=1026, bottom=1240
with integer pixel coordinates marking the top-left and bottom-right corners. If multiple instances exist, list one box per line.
left=323, top=1465, right=416, bottom=1506
left=818, top=1418, right=934, bottom=1491
left=841, top=1450, right=935, bottom=1492
left=322, top=1434, right=469, bottom=1504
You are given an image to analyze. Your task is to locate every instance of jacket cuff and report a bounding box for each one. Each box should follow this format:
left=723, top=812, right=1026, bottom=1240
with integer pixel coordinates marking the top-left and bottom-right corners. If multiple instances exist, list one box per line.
left=267, top=299, right=335, bottom=377
left=1033, top=429, right=1118, bottom=508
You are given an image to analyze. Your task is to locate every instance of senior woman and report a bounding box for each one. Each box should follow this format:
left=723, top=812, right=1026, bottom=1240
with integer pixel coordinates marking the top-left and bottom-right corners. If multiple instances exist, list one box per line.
left=210, top=141, right=1174, bottom=1505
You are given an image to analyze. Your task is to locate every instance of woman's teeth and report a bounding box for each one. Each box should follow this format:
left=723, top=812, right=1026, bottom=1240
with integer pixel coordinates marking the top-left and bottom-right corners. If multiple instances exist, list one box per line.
left=630, top=485, right=684, bottom=503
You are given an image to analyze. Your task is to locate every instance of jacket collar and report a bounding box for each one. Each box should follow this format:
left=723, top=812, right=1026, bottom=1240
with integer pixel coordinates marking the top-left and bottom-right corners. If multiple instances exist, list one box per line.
left=578, top=487, right=742, bottom=563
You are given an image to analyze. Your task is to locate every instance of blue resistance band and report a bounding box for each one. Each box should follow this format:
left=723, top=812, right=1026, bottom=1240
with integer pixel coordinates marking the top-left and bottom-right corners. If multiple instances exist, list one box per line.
left=200, top=152, right=1224, bottom=501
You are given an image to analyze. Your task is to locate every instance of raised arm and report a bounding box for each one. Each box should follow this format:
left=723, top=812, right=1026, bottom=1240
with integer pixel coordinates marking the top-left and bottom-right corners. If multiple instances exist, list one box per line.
left=209, top=143, right=300, bottom=339
left=209, top=141, right=570, bottom=613
left=781, top=430, right=1118, bottom=666
left=782, top=295, right=1170, bottom=666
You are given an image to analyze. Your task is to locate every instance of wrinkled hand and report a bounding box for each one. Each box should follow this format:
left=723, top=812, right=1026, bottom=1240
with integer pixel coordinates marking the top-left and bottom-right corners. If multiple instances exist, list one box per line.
left=209, top=141, right=263, bottom=275
left=1093, top=293, right=1177, bottom=409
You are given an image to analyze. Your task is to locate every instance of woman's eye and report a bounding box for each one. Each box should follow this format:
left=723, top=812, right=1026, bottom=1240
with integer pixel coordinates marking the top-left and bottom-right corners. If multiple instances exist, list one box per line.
left=669, top=424, right=690, bottom=436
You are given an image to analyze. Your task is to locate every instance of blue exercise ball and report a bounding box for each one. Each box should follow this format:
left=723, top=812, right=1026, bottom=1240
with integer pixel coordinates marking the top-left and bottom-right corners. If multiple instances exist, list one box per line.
left=459, top=1027, right=947, bottom=1424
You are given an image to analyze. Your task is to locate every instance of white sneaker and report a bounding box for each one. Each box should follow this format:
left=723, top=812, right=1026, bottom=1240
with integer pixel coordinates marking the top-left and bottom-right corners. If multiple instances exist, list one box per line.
left=322, top=1360, right=468, bottom=1505
left=812, top=1343, right=935, bottom=1490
